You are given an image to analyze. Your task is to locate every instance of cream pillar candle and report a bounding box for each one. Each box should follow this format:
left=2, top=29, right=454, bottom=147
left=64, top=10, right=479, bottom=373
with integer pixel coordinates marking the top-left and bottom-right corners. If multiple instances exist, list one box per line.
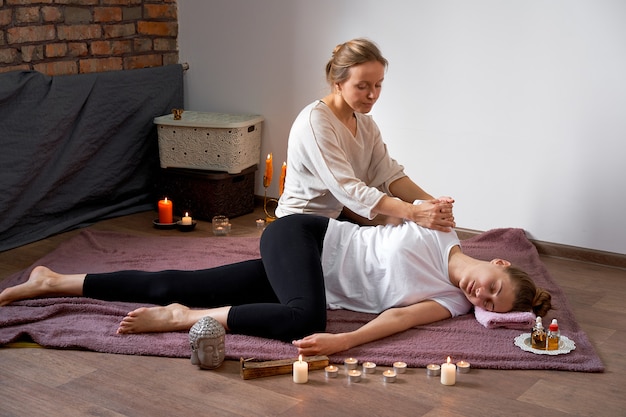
left=440, top=357, right=456, bottom=386
left=293, top=355, right=308, bottom=383
left=181, top=212, right=192, bottom=225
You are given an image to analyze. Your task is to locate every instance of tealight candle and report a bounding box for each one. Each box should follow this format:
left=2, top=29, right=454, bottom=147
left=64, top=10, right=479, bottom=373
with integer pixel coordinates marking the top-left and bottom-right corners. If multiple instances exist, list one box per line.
left=256, top=218, right=266, bottom=228
left=362, top=361, right=376, bottom=374
left=393, top=361, right=407, bottom=374
left=456, top=361, right=471, bottom=373
left=293, top=355, right=308, bottom=384
left=347, top=369, right=361, bottom=383
left=344, top=357, right=358, bottom=370
left=181, top=212, right=192, bottom=225
left=382, top=369, right=397, bottom=383
left=426, top=364, right=441, bottom=376
left=440, top=357, right=456, bottom=386
left=324, top=365, right=339, bottom=378
left=158, top=198, right=173, bottom=224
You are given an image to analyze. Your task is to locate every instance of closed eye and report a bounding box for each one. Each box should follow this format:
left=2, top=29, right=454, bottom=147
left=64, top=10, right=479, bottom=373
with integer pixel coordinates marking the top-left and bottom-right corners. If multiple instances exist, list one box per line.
left=488, top=282, right=503, bottom=311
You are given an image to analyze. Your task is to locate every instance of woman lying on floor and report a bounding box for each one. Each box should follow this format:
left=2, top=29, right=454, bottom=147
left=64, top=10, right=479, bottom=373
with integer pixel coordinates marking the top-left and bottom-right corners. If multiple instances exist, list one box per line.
left=0, top=213, right=552, bottom=356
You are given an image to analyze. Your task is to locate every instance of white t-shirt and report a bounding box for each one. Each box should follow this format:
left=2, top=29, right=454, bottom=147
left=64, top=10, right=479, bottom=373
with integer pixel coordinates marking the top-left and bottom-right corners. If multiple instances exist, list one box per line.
left=276, top=100, right=406, bottom=220
left=321, top=219, right=472, bottom=317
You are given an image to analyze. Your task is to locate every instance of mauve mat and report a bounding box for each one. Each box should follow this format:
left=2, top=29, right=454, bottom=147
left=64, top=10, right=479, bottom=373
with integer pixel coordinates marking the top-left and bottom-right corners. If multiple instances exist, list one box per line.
left=0, top=228, right=604, bottom=372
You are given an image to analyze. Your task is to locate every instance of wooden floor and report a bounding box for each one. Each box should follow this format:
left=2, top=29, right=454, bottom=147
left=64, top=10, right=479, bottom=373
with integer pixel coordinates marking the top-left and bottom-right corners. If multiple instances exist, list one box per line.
left=1, top=207, right=625, bottom=417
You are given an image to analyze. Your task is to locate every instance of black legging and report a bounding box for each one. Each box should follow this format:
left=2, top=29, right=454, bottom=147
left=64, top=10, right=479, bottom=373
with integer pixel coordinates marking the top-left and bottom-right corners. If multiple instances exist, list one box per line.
left=83, top=214, right=330, bottom=342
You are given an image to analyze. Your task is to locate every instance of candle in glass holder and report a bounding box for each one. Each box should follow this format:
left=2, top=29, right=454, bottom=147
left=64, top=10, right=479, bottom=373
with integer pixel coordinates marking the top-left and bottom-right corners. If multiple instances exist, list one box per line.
left=158, top=198, right=173, bottom=224
left=212, top=215, right=230, bottom=236
left=440, top=357, right=456, bottom=386
left=293, top=355, right=308, bottom=384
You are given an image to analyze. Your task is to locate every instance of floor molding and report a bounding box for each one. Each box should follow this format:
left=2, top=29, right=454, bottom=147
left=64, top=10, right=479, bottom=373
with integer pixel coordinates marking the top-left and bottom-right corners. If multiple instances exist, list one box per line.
left=455, top=228, right=625, bottom=269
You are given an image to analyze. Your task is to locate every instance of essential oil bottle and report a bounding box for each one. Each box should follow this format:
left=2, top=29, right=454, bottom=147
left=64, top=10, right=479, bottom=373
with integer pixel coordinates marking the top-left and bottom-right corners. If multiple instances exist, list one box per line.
left=531, top=316, right=546, bottom=349
left=547, top=319, right=560, bottom=350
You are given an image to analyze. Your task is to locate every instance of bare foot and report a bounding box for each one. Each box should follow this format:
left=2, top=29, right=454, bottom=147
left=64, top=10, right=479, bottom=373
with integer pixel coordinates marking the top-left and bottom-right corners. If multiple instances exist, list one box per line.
left=117, top=303, right=196, bottom=334
left=0, top=266, right=61, bottom=306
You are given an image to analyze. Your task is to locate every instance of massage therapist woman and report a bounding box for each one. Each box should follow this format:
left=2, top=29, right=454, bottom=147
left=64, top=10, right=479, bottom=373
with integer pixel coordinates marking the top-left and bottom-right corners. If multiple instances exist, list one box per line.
left=276, top=38, right=455, bottom=230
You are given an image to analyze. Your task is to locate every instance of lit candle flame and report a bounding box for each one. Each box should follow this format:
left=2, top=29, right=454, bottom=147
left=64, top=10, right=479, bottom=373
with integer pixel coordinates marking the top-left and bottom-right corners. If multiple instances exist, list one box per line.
left=447, top=356, right=451, bottom=364
left=298, top=354, right=303, bottom=363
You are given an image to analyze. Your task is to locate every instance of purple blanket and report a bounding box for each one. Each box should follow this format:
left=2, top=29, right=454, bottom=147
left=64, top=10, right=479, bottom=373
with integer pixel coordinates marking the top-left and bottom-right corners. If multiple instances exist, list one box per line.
left=0, top=228, right=604, bottom=372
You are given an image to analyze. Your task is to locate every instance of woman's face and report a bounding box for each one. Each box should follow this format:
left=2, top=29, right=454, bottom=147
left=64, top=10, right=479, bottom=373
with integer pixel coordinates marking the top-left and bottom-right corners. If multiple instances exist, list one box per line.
left=458, top=259, right=517, bottom=313
left=337, top=60, right=385, bottom=114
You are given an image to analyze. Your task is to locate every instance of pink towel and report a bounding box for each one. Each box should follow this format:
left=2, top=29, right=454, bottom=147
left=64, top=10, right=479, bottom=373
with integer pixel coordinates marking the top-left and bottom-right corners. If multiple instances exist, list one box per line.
left=474, top=307, right=536, bottom=330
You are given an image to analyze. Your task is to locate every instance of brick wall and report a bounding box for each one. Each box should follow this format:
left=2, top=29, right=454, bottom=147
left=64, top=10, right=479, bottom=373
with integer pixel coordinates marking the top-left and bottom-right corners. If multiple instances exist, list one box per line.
left=0, top=0, right=179, bottom=75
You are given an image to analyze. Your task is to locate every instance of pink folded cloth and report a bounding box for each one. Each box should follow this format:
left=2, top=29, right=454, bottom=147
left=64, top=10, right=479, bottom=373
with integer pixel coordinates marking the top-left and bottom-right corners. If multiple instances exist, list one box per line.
left=474, top=307, right=536, bottom=330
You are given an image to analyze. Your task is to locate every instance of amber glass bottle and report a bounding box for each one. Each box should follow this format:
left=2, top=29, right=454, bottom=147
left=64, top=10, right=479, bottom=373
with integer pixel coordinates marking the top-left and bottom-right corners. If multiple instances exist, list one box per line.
left=547, top=319, right=560, bottom=350
left=531, top=316, right=546, bottom=350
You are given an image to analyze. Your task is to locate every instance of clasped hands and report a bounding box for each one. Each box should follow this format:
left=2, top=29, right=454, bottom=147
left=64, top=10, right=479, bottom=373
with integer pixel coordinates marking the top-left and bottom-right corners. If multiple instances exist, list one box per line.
left=409, top=196, right=455, bottom=232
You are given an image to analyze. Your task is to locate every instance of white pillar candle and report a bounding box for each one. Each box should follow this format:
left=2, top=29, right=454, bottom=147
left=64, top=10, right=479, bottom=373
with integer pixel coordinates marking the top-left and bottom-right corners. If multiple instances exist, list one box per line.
left=440, top=357, right=456, bottom=386
left=393, top=361, right=407, bottom=374
left=382, top=369, right=397, bottom=383
left=324, top=365, right=338, bottom=378
left=362, top=361, right=376, bottom=374
left=344, top=357, right=358, bottom=370
left=426, top=364, right=441, bottom=376
left=181, top=212, right=192, bottom=225
left=456, top=361, right=471, bottom=373
left=293, top=355, right=308, bottom=384
left=347, top=369, right=361, bottom=383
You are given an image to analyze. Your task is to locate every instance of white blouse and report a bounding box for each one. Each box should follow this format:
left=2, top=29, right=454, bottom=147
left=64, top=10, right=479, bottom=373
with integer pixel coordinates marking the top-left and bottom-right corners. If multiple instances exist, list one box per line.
left=276, top=101, right=406, bottom=220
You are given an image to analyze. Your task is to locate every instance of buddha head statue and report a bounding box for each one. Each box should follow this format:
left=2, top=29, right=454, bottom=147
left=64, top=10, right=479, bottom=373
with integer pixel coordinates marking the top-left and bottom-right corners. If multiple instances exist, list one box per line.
left=189, top=316, right=226, bottom=370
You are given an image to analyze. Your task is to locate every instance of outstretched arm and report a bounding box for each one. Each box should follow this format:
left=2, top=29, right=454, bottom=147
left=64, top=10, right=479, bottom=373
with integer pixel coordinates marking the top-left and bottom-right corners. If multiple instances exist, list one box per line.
left=292, top=300, right=452, bottom=356
left=340, top=206, right=404, bottom=226
left=362, top=176, right=456, bottom=232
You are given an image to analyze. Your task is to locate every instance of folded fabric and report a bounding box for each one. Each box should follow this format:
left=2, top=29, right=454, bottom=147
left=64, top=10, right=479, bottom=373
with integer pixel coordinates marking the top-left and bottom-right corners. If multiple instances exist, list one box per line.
left=474, top=307, right=536, bottom=330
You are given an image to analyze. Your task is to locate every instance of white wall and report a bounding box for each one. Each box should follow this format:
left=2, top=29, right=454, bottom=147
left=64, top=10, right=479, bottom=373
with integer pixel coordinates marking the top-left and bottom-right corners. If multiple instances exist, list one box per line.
left=178, top=0, right=626, bottom=254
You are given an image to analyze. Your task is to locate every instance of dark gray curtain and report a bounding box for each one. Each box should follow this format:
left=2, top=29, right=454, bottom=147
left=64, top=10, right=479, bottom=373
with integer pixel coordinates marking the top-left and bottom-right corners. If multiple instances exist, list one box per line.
left=0, top=64, right=184, bottom=251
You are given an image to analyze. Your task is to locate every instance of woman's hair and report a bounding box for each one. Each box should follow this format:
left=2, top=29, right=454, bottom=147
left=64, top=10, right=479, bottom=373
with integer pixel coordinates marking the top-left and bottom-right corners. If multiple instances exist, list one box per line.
left=507, top=265, right=553, bottom=317
left=325, top=38, right=388, bottom=87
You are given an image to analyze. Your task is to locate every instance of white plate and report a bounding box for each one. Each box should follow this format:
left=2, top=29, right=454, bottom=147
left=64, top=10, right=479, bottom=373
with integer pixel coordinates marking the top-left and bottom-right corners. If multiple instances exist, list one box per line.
left=514, top=333, right=576, bottom=355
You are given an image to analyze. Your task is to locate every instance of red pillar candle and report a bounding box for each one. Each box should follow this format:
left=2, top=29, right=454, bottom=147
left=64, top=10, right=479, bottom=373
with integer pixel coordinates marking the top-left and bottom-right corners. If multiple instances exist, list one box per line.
left=158, top=198, right=173, bottom=224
